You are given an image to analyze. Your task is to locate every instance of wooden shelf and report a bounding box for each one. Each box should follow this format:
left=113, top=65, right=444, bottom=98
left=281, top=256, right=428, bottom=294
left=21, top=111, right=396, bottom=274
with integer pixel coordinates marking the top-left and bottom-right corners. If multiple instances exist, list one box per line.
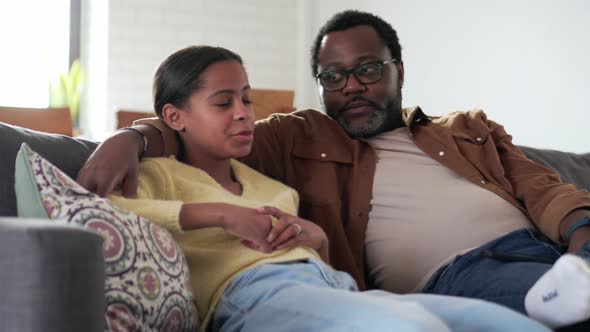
left=116, top=88, right=295, bottom=129
left=0, top=106, right=73, bottom=136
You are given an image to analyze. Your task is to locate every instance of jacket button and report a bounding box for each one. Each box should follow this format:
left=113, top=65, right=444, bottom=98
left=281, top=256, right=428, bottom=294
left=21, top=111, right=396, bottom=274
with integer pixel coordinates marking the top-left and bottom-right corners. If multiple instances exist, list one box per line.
left=320, top=153, right=326, bottom=158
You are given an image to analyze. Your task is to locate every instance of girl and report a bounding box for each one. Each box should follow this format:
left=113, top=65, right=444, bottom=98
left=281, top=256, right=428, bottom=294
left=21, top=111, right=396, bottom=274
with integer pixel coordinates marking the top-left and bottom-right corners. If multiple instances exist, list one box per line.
left=111, top=45, right=549, bottom=332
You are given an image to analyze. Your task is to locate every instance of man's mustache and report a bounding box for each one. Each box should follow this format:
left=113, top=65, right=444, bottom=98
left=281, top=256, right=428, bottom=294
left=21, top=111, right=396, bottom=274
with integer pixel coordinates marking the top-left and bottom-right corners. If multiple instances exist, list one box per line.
left=340, top=97, right=381, bottom=114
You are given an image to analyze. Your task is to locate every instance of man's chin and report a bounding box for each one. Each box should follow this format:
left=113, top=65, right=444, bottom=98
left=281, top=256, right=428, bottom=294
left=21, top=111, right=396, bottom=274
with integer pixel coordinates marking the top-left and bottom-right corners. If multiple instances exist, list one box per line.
left=339, top=123, right=376, bottom=138
left=337, top=112, right=388, bottom=138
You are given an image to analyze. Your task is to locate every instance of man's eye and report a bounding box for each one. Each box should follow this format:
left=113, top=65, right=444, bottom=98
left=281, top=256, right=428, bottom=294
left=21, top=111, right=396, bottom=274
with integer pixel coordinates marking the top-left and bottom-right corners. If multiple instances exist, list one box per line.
left=358, top=63, right=380, bottom=75
left=322, top=71, right=344, bottom=82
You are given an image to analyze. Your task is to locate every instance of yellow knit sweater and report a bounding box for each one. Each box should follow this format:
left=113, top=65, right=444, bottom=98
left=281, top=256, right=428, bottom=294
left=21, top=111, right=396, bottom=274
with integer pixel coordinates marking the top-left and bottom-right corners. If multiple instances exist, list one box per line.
left=110, top=157, right=320, bottom=330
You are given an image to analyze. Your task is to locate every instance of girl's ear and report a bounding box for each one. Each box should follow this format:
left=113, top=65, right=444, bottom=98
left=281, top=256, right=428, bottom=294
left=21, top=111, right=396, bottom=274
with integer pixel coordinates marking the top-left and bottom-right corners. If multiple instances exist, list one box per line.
left=161, top=104, right=185, bottom=132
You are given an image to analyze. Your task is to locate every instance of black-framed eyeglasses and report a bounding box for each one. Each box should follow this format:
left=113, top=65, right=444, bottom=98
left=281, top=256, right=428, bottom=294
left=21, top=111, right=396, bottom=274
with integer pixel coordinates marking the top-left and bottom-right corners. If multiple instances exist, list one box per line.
left=315, top=59, right=398, bottom=92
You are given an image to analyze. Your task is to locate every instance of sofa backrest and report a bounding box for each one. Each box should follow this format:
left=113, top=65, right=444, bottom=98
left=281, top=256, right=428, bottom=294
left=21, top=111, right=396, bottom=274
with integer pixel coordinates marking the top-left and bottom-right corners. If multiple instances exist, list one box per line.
left=0, top=122, right=97, bottom=216
left=1, top=121, right=588, bottom=216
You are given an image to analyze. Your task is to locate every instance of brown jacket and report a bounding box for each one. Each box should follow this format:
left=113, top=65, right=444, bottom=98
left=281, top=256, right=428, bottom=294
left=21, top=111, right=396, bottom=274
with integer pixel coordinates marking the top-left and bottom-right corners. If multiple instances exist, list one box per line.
left=140, top=107, right=590, bottom=290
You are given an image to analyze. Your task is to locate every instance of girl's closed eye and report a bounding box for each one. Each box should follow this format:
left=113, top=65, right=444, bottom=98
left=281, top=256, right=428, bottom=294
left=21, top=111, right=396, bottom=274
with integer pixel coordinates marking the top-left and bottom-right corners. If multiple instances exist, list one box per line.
left=213, top=98, right=232, bottom=108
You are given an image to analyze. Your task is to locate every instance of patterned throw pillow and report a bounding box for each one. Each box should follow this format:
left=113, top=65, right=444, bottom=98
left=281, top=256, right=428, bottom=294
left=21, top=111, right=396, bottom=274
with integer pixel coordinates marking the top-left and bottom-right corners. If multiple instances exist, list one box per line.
left=15, top=143, right=199, bottom=331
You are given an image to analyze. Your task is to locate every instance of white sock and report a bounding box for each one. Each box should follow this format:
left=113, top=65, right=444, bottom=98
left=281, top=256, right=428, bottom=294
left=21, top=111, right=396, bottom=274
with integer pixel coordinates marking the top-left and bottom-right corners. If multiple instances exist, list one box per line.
left=525, top=254, right=590, bottom=328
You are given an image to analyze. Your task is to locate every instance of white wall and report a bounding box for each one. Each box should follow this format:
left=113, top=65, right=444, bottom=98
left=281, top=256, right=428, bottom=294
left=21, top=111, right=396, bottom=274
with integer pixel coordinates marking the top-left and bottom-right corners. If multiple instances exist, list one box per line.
left=80, top=0, right=108, bottom=138
left=298, top=0, right=590, bottom=152
left=81, top=0, right=590, bottom=152
left=81, top=0, right=297, bottom=140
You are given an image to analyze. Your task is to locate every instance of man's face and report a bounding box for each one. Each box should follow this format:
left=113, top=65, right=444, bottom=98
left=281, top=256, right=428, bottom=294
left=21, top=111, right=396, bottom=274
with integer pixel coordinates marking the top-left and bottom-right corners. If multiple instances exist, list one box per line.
left=316, top=25, right=405, bottom=138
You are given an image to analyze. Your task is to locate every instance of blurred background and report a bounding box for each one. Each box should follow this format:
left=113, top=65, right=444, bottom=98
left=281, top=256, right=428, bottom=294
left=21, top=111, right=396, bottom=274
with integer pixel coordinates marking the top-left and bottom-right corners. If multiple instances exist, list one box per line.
left=1, top=0, right=588, bottom=152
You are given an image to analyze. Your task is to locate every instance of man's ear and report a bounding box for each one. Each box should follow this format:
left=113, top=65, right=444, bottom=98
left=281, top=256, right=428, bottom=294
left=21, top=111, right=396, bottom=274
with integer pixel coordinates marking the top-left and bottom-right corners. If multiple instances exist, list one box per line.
left=398, top=60, right=405, bottom=88
left=161, top=104, right=185, bottom=132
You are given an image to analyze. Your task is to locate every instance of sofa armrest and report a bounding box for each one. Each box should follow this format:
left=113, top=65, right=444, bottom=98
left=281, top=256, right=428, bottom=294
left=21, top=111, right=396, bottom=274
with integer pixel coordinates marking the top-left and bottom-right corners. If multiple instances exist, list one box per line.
left=0, top=218, right=105, bottom=332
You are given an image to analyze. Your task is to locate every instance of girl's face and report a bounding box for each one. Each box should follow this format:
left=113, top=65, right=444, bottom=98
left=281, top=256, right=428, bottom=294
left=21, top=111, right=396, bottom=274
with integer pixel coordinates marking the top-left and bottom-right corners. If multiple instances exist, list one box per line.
left=169, top=60, right=255, bottom=161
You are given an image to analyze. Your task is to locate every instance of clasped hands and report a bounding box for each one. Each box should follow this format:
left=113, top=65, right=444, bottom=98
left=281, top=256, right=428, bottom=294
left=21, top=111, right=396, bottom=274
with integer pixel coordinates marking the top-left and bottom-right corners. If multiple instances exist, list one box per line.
left=220, top=205, right=329, bottom=261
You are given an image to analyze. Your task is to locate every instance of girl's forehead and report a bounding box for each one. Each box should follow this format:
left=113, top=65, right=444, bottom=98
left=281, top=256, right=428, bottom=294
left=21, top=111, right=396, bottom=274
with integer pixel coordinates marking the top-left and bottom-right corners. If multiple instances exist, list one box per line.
left=199, top=61, right=249, bottom=88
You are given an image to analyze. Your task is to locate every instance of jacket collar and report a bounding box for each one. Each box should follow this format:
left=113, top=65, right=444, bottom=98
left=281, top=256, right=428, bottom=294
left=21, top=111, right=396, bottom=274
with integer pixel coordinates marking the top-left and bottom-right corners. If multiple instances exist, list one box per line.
left=401, top=106, right=429, bottom=128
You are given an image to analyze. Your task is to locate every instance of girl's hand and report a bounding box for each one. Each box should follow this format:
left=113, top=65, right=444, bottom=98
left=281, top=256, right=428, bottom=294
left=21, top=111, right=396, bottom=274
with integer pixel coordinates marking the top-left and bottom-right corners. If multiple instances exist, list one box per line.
left=181, top=203, right=273, bottom=253
left=258, top=206, right=329, bottom=262
left=220, top=204, right=274, bottom=253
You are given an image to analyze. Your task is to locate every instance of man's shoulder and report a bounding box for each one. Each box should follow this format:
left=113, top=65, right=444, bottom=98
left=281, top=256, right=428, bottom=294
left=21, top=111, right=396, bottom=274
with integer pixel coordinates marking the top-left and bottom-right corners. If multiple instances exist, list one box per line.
left=258, top=108, right=347, bottom=138
left=266, top=108, right=334, bottom=124
left=430, top=109, right=491, bottom=126
left=423, top=109, right=510, bottom=138
left=433, top=108, right=487, bottom=120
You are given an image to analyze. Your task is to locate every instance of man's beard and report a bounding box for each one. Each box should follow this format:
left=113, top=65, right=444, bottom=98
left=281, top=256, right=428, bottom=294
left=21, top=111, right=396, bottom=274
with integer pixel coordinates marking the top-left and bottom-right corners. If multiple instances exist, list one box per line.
left=334, top=89, right=403, bottom=138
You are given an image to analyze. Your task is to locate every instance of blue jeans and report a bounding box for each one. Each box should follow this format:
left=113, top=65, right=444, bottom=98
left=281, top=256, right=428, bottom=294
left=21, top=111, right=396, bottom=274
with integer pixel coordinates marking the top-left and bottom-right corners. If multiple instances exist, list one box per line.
left=210, top=259, right=549, bottom=332
left=423, top=228, right=590, bottom=330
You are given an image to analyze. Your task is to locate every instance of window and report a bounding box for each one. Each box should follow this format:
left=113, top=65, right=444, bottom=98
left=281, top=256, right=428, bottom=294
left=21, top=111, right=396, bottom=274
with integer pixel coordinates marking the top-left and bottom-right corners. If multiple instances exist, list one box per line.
left=0, top=0, right=71, bottom=108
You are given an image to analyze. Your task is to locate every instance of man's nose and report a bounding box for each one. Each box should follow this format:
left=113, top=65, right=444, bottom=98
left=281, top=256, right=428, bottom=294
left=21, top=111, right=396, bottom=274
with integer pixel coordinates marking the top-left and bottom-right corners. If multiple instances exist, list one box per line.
left=342, top=73, right=366, bottom=95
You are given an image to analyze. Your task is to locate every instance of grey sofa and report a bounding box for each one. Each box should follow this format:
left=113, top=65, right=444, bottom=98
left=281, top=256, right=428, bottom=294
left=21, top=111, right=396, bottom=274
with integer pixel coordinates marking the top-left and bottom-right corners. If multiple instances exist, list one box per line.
left=0, top=122, right=103, bottom=332
left=1, top=121, right=589, bottom=331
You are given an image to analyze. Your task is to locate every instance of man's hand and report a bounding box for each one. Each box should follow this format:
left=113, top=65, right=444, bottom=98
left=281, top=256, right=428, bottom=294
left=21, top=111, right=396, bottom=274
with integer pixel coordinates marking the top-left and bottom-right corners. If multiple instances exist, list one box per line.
left=560, top=209, right=590, bottom=253
left=569, top=227, right=590, bottom=252
left=259, top=206, right=329, bottom=262
left=76, top=130, right=143, bottom=197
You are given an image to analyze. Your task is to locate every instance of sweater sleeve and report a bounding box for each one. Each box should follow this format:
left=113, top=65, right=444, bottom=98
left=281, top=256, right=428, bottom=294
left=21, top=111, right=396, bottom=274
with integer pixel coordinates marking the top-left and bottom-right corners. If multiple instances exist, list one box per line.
left=109, top=159, right=184, bottom=233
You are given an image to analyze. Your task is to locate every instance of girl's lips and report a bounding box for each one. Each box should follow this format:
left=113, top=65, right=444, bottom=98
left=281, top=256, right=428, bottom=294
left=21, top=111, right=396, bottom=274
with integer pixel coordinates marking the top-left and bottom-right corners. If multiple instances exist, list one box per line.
left=232, top=131, right=254, bottom=142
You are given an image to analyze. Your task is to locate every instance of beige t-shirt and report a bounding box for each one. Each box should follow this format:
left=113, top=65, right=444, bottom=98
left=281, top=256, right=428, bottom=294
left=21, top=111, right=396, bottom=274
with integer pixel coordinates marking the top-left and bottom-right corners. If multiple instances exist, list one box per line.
left=365, top=127, right=533, bottom=294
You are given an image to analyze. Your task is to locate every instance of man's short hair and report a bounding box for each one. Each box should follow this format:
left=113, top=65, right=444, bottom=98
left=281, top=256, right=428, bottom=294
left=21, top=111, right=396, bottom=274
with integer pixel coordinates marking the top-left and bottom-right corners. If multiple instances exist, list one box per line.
left=310, top=10, right=402, bottom=77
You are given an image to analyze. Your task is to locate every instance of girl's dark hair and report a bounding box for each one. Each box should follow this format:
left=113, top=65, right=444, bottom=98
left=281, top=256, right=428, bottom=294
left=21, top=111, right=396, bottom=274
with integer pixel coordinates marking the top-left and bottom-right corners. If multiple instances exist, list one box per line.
left=310, top=10, right=402, bottom=76
left=153, top=45, right=243, bottom=117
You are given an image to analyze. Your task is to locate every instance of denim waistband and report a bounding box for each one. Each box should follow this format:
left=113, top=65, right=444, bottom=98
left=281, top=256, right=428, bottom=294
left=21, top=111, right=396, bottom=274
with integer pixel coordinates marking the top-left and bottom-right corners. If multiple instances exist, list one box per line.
left=224, top=258, right=358, bottom=298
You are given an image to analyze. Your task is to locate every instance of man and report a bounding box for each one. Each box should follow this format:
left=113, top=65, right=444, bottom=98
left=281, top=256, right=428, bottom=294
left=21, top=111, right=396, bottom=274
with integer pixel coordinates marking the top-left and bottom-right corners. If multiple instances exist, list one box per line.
left=78, top=10, right=590, bottom=329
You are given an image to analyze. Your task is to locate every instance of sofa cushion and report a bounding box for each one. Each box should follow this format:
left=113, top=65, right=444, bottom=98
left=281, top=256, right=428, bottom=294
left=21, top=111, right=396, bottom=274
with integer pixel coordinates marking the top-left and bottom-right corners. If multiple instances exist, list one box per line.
left=519, top=145, right=590, bottom=192
left=15, top=143, right=199, bottom=331
left=0, top=122, right=97, bottom=216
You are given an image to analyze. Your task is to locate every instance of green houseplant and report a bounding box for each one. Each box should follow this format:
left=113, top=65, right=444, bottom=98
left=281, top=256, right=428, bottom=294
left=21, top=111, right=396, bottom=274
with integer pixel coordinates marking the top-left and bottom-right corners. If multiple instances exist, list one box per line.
left=49, top=59, right=83, bottom=127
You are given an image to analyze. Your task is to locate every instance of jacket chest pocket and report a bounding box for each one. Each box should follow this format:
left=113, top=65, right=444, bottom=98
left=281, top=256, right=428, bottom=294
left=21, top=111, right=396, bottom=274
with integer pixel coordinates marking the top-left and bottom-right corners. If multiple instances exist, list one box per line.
left=452, top=130, right=489, bottom=146
left=452, top=129, right=492, bottom=157
left=292, top=140, right=352, bottom=206
left=452, top=131, right=509, bottom=182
